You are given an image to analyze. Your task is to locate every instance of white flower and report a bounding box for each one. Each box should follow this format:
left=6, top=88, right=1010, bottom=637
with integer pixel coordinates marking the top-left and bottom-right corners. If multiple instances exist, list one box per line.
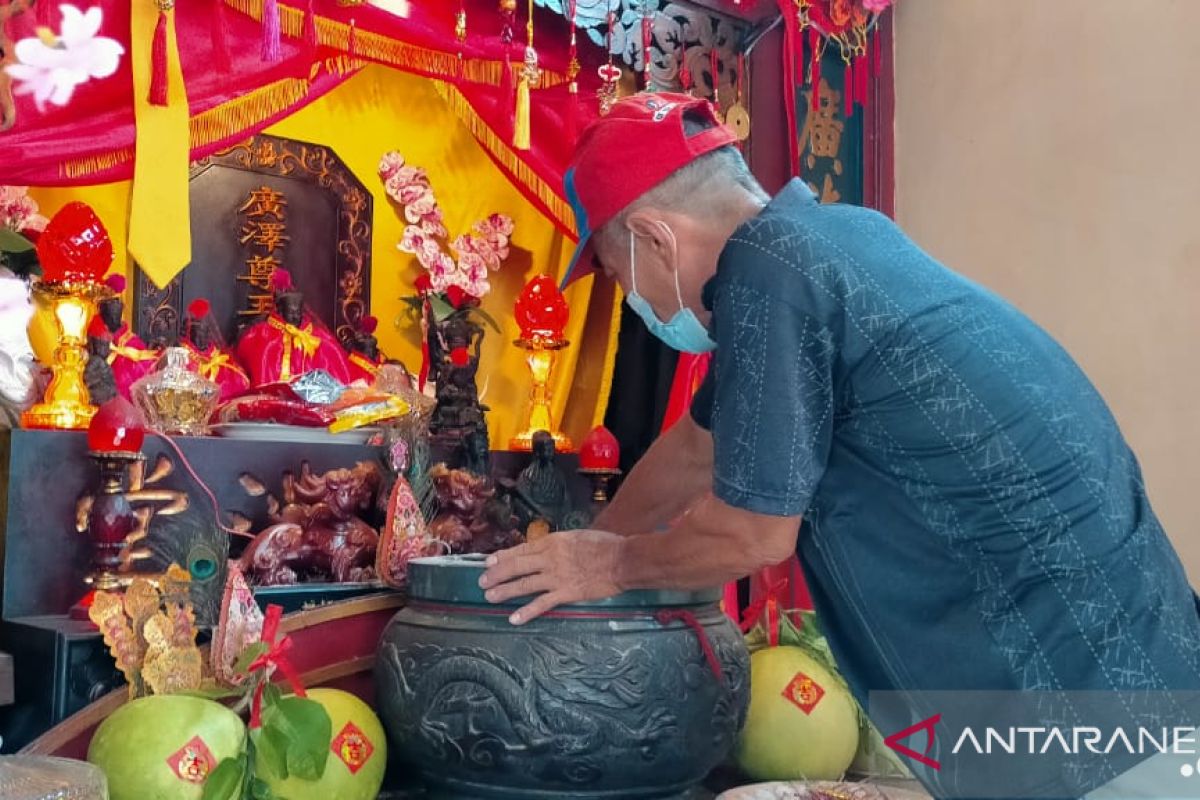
left=4, top=6, right=125, bottom=112
left=378, top=151, right=405, bottom=181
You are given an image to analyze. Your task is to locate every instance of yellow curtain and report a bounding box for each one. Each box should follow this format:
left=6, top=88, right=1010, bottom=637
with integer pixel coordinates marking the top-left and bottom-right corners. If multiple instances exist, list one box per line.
left=29, top=65, right=617, bottom=448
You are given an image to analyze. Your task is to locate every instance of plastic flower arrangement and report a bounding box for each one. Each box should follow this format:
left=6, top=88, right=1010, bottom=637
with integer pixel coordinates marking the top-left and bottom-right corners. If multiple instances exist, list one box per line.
left=378, top=151, right=513, bottom=328
left=3, top=5, right=125, bottom=112
left=0, top=185, right=48, bottom=279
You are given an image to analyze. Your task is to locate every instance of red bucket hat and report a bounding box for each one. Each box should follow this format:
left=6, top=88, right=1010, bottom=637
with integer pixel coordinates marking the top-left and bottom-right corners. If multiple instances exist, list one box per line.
left=560, top=93, right=738, bottom=289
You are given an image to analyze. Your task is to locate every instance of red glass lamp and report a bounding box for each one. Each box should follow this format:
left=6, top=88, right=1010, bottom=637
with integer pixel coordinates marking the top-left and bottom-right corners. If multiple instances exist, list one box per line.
left=511, top=276, right=573, bottom=451
left=70, top=397, right=148, bottom=620
left=22, top=202, right=116, bottom=431
left=578, top=425, right=622, bottom=503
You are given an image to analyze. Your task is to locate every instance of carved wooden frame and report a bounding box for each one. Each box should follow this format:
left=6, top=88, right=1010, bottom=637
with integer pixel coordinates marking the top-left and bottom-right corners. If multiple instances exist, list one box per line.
left=134, top=133, right=373, bottom=347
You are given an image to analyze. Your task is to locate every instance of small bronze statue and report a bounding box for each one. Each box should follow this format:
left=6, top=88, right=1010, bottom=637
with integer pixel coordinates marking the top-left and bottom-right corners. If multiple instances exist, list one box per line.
left=507, top=430, right=572, bottom=532
left=462, top=425, right=492, bottom=479
left=239, top=461, right=382, bottom=585
left=85, top=321, right=118, bottom=406
left=429, top=313, right=488, bottom=446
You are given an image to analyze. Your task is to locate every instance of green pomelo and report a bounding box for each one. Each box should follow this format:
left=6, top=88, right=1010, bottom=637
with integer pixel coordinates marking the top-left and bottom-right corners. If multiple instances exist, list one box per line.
left=734, top=646, right=860, bottom=781
left=257, top=687, right=387, bottom=800
left=87, top=694, right=246, bottom=800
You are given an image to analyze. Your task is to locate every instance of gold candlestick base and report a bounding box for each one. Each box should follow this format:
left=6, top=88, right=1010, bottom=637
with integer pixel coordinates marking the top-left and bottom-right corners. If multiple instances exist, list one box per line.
left=509, top=336, right=573, bottom=452
left=21, top=281, right=110, bottom=431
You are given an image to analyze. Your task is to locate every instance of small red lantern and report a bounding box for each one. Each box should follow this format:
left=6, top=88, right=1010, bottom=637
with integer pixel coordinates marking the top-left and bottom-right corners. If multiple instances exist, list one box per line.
left=579, top=426, right=620, bottom=470
left=87, top=396, right=146, bottom=456
left=515, top=275, right=569, bottom=342
left=36, top=202, right=114, bottom=285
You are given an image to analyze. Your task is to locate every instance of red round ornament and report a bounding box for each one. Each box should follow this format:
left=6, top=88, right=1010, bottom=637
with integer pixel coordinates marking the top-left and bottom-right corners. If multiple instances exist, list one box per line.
left=449, top=347, right=470, bottom=367
left=36, top=202, right=114, bottom=284
left=579, top=425, right=620, bottom=470
left=87, top=396, right=146, bottom=455
left=514, top=275, right=569, bottom=341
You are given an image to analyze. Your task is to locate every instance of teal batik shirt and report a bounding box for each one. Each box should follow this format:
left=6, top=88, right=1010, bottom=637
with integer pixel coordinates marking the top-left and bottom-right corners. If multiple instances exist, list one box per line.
left=691, top=180, right=1200, bottom=793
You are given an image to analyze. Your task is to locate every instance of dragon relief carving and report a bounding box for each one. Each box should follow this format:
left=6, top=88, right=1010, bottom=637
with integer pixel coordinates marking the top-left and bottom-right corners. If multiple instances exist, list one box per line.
left=378, top=637, right=689, bottom=784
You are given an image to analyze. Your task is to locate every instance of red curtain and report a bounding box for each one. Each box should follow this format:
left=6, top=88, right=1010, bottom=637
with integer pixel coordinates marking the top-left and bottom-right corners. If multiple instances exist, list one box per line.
left=0, top=0, right=360, bottom=185
left=0, top=0, right=599, bottom=232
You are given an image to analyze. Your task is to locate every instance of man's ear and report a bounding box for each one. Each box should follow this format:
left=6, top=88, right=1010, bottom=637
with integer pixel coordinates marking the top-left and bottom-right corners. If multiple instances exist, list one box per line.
left=625, top=210, right=672, bottom=259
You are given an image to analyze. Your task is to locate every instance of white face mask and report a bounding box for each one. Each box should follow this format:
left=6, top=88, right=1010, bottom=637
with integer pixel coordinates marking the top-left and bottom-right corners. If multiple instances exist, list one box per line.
left=624, top=230, right=716, bottom=354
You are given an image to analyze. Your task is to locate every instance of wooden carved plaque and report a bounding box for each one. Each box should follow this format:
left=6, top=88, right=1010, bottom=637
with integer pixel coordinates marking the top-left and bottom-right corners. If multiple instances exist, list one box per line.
left=134, top=134, right=373, bottom=349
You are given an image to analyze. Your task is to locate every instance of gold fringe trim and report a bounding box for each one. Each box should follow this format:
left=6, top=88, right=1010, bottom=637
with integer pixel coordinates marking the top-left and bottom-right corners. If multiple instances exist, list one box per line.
left=190, top=76, right=311, bottom=150
left=61, top=148, right=137, bottom=180
left=434, top=81, right=575, bottom=236
left=593, top=279, right=623, bottom=430
left=57, top=67, right=353, bottom=180
left=225, top=0, right=565, bottom=90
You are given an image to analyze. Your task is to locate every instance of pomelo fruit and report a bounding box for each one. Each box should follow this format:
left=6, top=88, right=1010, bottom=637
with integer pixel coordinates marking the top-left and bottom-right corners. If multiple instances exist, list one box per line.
left=256, top=688, right=387, bottom=800
left=88, top=694, right=246, bottom=800
left=734, top=645, right=860, bottom=781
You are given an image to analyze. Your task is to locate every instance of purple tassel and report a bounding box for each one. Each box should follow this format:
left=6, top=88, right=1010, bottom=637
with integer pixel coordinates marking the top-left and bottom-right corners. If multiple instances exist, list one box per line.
left=262, top=0, right=282, bottom=62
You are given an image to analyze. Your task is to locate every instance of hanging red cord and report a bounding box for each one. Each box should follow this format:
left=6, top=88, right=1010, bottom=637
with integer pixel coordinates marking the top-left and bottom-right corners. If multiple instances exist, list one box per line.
left=641, top=8, right=653, bottom=89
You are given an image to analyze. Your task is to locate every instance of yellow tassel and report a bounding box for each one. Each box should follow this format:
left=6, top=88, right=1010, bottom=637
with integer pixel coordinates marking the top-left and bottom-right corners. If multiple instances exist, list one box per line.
left=434, top=81, right=572, bottom=232
left=513, top=70, right=531, bottom=151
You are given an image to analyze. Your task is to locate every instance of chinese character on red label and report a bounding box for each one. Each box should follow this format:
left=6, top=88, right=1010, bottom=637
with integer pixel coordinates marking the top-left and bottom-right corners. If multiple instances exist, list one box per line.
left=331, top=721, right=374, bottom=775
left=167, top=735, right=216, bottom=783
left=782, top=671, right=825, bottom=715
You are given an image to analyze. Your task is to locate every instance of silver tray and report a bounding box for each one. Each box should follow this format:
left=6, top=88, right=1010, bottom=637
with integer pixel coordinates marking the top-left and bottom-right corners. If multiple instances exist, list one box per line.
left=210, top=423, right=382, bottom=445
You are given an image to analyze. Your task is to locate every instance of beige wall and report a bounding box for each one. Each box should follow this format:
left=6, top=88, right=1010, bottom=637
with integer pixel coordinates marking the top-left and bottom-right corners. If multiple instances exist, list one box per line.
left=893, top=0, right=1200, bottom=580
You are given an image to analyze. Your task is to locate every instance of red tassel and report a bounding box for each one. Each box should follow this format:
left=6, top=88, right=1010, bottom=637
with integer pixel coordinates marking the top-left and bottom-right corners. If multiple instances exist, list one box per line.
left=501, top=50, right=516, bottom=138
left=261, top=0, right=281, bottom=62
left=564, top=86, right=579, bottom=144
left=148, top=9, right=169, bottom=106
left=347, top=17, right=357, bottom=60
left=36, top=0, right=53, bottom=27
left=780, top=7, right=798, bottom=176
left=858, top=54, right=869, bottom=108
left=843, top=60, right=853, bottom=117
left=302, top=0, right=318, bottom=54
left=211, top=0, right=231, bottom=73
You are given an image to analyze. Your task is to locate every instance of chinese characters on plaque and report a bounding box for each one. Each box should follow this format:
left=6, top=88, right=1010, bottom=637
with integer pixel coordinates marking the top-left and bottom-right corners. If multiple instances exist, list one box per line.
left=797, top=54, right=863, bottom=207
left=237, top=186, right=290, bottom=318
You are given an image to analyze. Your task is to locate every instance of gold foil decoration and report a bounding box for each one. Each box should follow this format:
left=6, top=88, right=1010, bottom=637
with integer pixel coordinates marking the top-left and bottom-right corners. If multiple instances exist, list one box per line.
left=89, top=563, right=202, bottom=698
left=89, top=592, right=145, bottom=694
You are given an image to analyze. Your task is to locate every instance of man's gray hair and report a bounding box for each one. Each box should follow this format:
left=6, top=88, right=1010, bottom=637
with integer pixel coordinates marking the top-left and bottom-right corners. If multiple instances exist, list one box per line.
left=595, top=112, right=770, bottom=259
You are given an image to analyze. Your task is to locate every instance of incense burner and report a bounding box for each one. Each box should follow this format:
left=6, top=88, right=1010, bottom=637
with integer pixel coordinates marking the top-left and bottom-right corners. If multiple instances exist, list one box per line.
left=375, top=554, right=749, bottom=799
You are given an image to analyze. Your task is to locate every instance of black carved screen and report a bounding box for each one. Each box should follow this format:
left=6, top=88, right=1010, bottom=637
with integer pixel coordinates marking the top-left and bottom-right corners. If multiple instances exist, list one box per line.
left=135, top=134, right=373, bottom=349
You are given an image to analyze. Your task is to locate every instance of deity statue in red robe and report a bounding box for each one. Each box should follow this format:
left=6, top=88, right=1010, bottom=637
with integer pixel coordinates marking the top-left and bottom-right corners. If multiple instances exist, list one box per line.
left=235, top=270, right=352, bottom=387
left=346, top=316, right=385, bottom=386
left=98, top=275, right=157, bottom=400
left=181, top=298, right=250, bottom=403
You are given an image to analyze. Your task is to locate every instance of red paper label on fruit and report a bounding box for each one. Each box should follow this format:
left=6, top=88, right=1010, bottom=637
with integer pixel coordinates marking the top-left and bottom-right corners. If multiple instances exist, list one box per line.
left=782, top=671, right=825, bottom=715
left=167, top=735, right=216, bottom=783
left=332, top=721, right=374, bottom=774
